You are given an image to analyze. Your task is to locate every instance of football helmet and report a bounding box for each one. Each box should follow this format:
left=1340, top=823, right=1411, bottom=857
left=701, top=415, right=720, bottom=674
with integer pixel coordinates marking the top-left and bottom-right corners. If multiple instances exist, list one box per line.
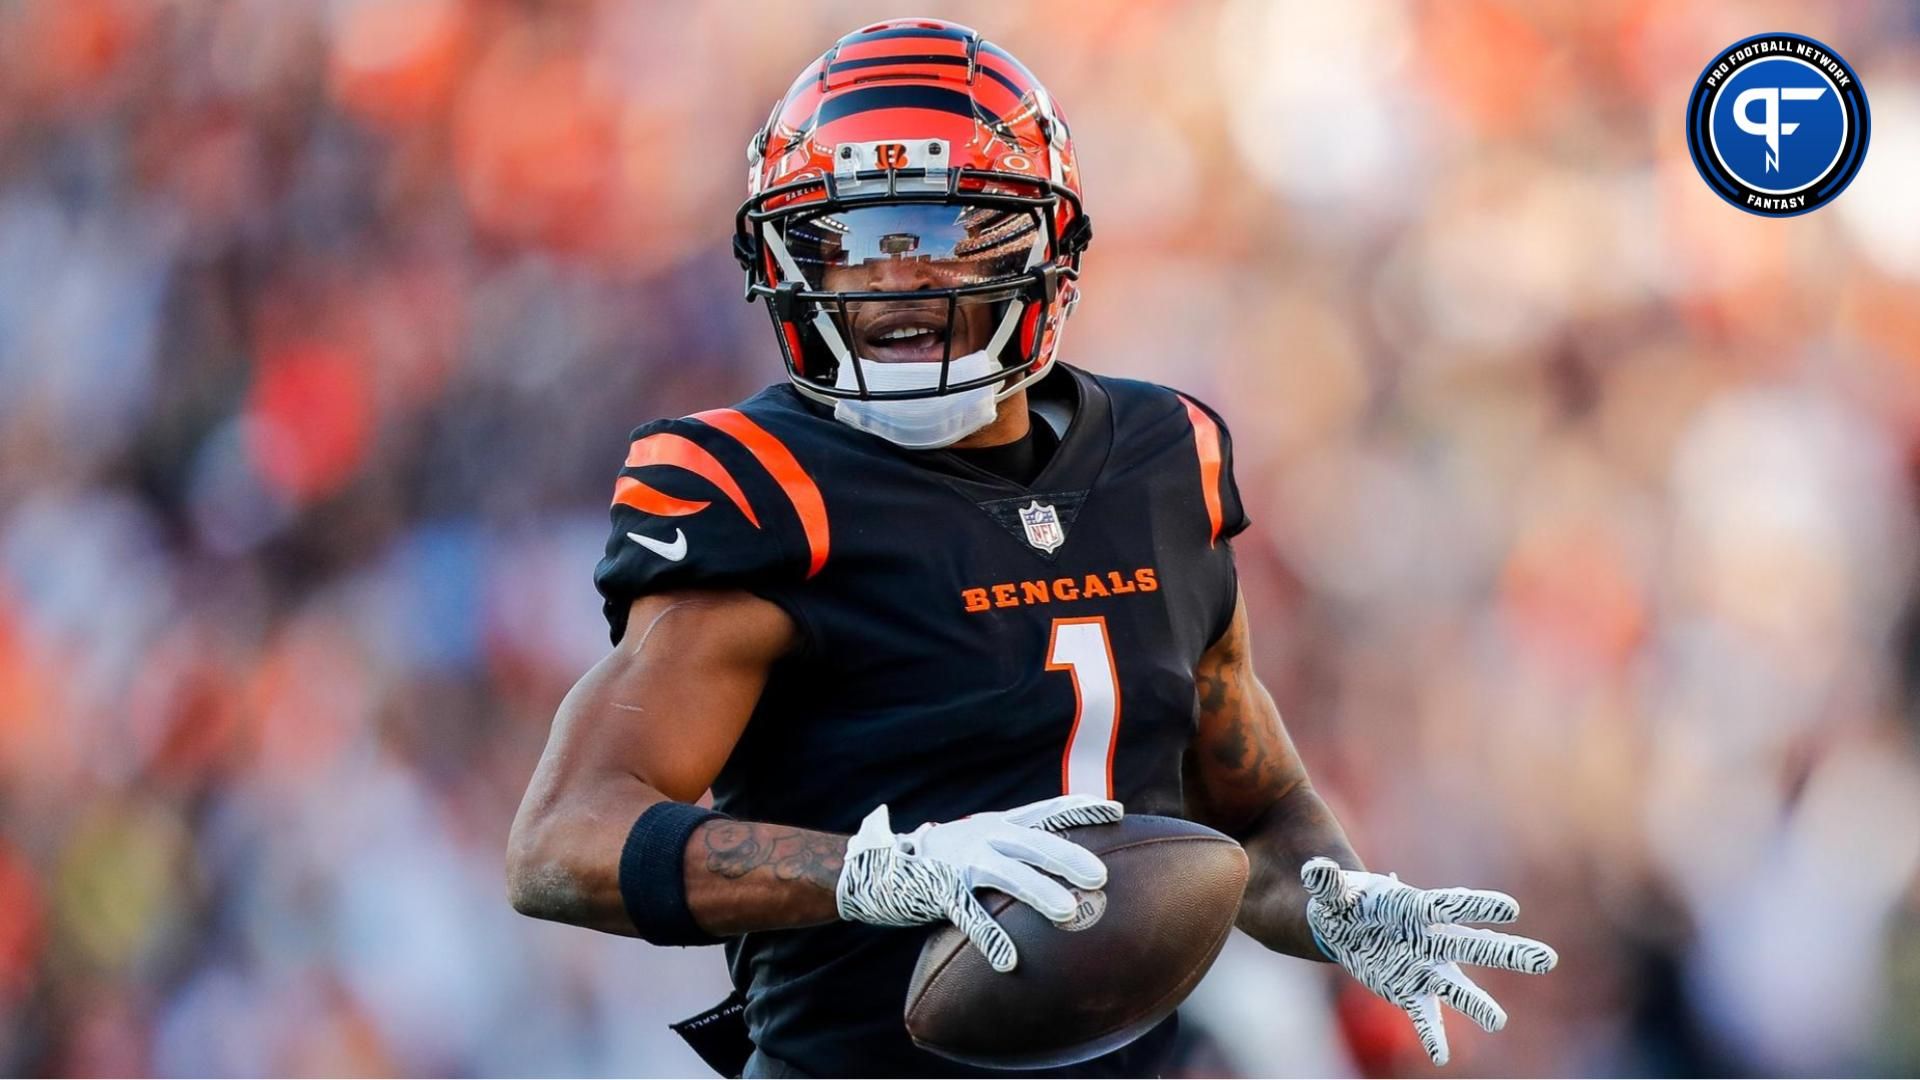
left=734, top=19, right=1093, bottom=426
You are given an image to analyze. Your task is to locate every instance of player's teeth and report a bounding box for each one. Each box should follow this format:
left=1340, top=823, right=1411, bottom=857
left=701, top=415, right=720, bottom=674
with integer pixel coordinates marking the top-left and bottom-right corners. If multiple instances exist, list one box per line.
left=880, top=327, right=937, bottom=341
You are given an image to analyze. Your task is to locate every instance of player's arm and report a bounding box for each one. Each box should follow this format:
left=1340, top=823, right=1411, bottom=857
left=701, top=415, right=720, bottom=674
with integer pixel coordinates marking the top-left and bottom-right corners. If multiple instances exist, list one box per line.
left=509, top=590, right=1120, bottom=967
left=507, top=590, right=848, bottom=936
left=1183, top=588, right=1361, bottom=960
left=1186, top=589, right=1558, bottom=1066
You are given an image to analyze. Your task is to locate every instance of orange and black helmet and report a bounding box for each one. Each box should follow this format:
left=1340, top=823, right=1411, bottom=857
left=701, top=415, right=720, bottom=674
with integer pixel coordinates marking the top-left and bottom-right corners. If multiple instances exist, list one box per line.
left=734, top=18, right=1093, bottom=405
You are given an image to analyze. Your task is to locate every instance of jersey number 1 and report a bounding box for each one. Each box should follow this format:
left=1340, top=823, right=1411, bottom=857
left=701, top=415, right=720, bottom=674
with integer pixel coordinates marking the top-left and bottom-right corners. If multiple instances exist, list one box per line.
left=1046, top=616, right=1121, bottom=799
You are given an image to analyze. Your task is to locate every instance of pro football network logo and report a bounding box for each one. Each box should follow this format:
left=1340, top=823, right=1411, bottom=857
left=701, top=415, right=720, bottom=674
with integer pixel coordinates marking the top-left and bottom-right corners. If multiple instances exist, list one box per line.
left=1686, top=32, right=1869, bottom=217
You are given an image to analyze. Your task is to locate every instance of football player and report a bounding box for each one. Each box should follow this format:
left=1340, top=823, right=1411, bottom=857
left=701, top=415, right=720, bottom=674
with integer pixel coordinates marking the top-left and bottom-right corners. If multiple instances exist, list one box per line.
left=508, top=19, right=1556, bottom=1078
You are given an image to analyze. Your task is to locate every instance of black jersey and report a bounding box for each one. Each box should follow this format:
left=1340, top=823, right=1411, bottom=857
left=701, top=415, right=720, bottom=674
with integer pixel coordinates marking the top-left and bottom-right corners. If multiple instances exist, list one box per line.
left=595, top=364, right=1249, bottom=1077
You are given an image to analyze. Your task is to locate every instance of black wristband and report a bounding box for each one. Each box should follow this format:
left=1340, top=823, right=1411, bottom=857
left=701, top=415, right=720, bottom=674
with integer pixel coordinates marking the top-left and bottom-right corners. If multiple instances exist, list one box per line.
left=619, top=802, right=730, bottom=946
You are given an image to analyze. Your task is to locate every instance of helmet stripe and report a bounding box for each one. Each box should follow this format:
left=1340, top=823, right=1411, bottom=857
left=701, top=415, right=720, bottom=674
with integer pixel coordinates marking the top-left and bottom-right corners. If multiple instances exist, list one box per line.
left=817, top=84, right=1000, bottom=127
left=833, top=33, right=969, bottom=64
left=840, top=25, right=971, bottom=45
left=816, top=107, right=978, bottom=147
left=963, top=74, right=1030, bottom=121
left=826, top=53, right=969, bottom=76
left=974, top=63, right=1027, bottom=101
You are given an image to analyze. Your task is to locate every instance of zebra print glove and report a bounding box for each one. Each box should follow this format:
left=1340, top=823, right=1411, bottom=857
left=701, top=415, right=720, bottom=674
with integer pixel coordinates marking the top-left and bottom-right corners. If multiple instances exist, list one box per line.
left=835, top=796, right=1122, bottom=973
left=1301, top=857, right=1558, bottom=1067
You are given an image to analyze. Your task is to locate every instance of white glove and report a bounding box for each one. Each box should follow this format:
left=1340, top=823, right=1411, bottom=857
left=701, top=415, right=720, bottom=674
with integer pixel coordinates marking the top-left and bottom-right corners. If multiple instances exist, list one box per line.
left=836, top=795, right=1122, bottom=972
left=1302, top=857, right=1558, bottom=1067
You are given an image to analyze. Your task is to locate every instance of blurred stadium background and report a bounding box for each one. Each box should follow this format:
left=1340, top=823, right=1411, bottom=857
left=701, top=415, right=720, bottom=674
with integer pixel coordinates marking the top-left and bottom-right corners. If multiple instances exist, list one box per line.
left=4, top=0, right=1920, bottom=1075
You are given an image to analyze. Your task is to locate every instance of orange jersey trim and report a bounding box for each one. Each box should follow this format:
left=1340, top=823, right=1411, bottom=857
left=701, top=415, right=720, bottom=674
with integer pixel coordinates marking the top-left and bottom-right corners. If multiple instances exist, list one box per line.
left=612, top=476, right=708, bottom=517
left=624, top=432, right=760, bottom=528
left=690, top=408, right=831, bottom=578
left=1177, top=395, right=1224, bottom=546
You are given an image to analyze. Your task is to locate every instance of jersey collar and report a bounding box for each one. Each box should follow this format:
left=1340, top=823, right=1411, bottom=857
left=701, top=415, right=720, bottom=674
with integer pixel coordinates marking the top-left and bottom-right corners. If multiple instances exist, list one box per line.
left=921, top=363, right=1113, bottom=496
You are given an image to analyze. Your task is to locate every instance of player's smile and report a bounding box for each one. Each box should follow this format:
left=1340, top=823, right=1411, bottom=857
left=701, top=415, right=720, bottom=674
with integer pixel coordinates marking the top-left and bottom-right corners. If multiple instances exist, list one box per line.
left=838, top=273, right=995, bottom=366
left=856, top=304, right=953, bottom=364
left=848, top=295, right=995, bottom=365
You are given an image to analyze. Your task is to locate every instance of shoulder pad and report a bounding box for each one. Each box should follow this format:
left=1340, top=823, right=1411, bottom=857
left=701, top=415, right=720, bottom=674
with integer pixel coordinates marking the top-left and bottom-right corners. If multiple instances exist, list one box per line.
left=1093, top=375, right=1252, bottom=546
left=593, top=409, right=831, bottom=642
left=1170, top=390, right=1251, bottom=545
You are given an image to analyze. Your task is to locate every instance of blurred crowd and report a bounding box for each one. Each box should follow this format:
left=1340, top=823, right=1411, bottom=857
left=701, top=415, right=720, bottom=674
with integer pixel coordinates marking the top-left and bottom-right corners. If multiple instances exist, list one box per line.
left=4, top=0, right=1920, bottom=1075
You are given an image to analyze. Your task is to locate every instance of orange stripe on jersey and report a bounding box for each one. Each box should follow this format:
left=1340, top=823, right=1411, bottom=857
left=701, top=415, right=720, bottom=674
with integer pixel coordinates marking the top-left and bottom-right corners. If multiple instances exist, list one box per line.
left=690, top=408, right=831, bottom=578
left=612, top=476, right=708, bottom=517
left=625, top=432, right=760, bottom=528
left=1177, top=395, right=1224, bottom=546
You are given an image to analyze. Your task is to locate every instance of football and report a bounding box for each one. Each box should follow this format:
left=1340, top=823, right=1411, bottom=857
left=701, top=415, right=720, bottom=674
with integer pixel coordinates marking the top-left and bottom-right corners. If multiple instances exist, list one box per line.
left=904, top=814, right=1250, bottom=1068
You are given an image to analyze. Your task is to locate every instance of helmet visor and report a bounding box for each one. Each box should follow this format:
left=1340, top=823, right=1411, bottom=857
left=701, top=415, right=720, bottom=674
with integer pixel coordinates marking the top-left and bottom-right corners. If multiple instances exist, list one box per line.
left=778, top=203, right=1044, bottom=293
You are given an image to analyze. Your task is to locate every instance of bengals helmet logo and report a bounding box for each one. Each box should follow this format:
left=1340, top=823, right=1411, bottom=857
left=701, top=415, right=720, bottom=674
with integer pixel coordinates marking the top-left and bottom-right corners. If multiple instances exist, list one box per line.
left=874, top=142, right=909, bottom=169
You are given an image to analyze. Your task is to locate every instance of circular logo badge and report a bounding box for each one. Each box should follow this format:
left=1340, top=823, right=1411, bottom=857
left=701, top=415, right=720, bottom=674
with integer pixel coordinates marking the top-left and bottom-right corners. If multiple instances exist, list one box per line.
left=1686, top=33, right=1869, bottom=217
left=1057, top=888, right=1107, bottom=932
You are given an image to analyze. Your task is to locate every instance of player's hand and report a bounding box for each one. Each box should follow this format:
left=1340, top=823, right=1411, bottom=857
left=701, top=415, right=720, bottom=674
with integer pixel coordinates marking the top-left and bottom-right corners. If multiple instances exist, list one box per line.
left=1301, top=857, right=1557, bottom=1067
left=836, top=795, right=1123, bottom=972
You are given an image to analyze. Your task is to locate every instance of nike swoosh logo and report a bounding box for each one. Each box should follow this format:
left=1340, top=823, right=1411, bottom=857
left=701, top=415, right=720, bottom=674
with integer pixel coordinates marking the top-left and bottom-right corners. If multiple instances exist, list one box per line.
left=627, top=528, right=688, bottom=561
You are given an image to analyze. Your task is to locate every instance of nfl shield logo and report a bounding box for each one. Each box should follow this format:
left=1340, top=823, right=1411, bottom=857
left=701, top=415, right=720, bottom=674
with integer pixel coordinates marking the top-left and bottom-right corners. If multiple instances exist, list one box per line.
left=1019, top=500, right=1066, bottom=554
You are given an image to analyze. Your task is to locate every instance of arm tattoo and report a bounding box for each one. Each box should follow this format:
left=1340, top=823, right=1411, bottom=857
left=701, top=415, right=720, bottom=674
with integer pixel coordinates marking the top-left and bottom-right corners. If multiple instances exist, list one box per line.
left=1192, top=606, right=1304, bottom=820
left=1196, top=663, right=1231, bottom=714
left=701, top=821, right=844, bottom=891
left=1188, top=593, right=1361, bottom=959
left=684, top=820, right=847, bottom=934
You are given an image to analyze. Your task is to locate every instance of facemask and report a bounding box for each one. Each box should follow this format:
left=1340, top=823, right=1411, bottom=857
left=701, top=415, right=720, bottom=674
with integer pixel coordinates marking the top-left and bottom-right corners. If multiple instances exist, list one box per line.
left=832, top=351, right=1000, bottom=449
